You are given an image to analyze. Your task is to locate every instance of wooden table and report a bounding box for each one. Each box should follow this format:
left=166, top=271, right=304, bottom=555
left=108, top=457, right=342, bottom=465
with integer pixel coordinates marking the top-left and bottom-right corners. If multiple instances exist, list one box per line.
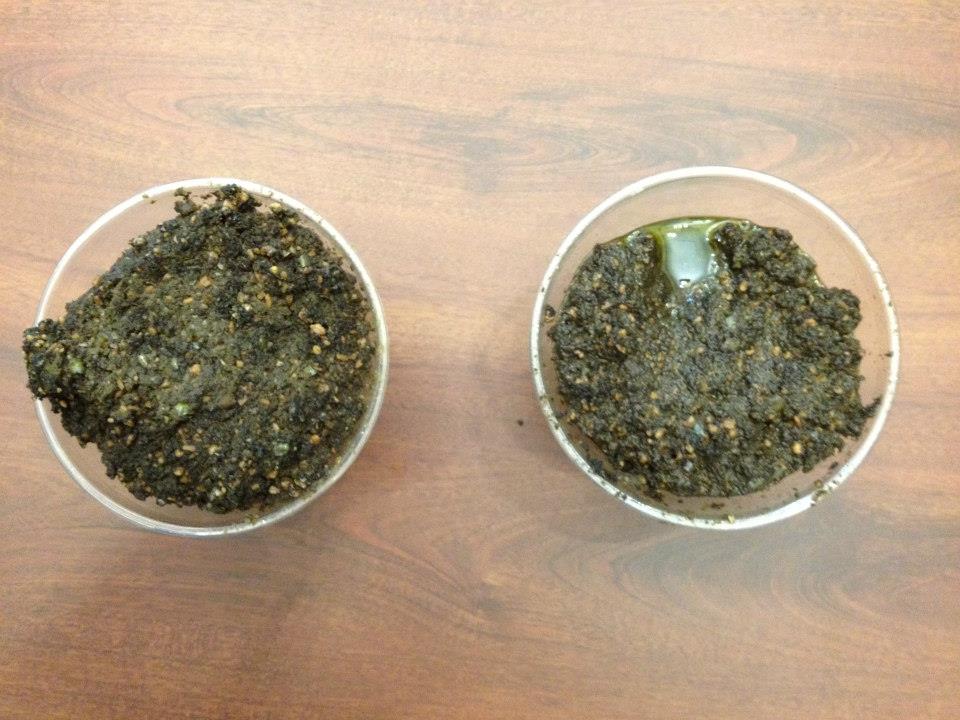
left=1, top=2, right=957, bottom=718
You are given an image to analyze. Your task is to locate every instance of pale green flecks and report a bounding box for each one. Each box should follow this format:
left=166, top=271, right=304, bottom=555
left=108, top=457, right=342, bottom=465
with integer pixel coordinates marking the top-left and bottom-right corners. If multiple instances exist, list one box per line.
left=172, top=402, right=192, bottom=418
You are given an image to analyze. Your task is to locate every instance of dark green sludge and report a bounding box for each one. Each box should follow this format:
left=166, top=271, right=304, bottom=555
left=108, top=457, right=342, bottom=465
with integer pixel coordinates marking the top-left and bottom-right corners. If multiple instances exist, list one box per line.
left=548, top=218, right=875, bottom=498
left=24, top=185, right=375, bottom=513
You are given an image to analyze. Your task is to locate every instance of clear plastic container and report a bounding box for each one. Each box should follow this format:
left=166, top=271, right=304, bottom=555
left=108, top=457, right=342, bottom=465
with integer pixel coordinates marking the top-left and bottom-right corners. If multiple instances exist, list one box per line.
left=34, top=179, right=389, bottom=536
left=531, top=166, right=899, bottom=529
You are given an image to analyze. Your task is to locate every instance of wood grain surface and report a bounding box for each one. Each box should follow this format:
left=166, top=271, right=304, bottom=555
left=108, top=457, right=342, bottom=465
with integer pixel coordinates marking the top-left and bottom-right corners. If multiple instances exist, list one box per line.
left=1, top=2, right=958, bottom=718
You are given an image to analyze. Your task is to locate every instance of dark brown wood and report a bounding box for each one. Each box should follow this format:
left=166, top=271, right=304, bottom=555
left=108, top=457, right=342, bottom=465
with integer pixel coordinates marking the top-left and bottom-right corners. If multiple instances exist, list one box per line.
left=1, top=2, right=958, bottom=717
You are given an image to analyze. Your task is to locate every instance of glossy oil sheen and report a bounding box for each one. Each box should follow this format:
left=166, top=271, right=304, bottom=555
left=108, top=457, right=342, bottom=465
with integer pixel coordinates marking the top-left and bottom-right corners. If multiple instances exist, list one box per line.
left=624, top=216, right=742, bottom=293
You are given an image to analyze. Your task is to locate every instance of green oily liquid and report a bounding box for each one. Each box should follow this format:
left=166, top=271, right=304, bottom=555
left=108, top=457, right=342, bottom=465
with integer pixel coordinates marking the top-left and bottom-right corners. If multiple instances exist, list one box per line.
left=627, top=216, right=746, bottom=294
